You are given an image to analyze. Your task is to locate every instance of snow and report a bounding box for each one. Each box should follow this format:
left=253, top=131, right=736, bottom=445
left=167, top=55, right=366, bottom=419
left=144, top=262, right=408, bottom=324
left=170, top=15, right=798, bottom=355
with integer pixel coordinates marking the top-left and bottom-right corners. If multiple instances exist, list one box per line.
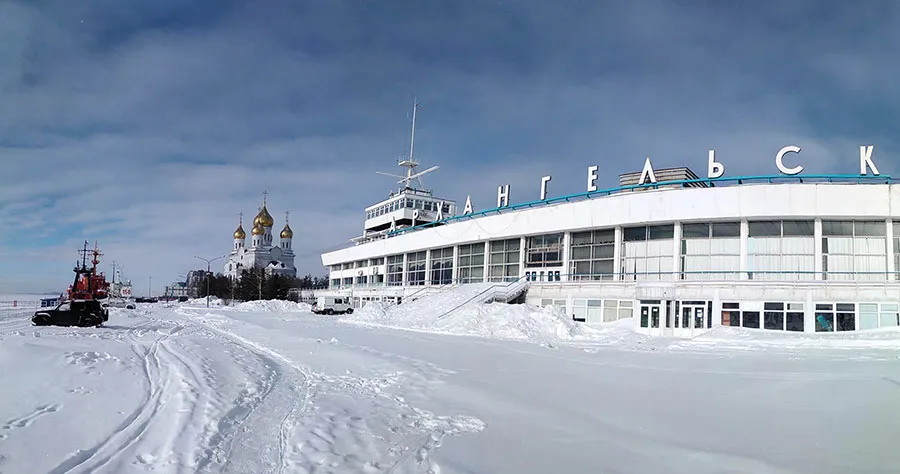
left=1, top=300, right=899, bottom=473
left=348, top=300, right=633, bottom=345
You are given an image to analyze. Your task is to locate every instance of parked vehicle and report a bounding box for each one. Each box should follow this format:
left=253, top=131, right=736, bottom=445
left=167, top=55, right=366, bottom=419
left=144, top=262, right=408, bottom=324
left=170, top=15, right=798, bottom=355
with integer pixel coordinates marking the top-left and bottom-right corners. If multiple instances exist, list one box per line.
left=101, top=298, right=136, bottom=310
left=312, top=296, right=354, bottom=315
left=32, top=299, right=109, bottom=327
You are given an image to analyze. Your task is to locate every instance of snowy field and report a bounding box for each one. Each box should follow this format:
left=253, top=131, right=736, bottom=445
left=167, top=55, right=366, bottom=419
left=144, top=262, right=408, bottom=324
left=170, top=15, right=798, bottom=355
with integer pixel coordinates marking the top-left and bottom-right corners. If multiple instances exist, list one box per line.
left=1, top=298, right=899, bottom=474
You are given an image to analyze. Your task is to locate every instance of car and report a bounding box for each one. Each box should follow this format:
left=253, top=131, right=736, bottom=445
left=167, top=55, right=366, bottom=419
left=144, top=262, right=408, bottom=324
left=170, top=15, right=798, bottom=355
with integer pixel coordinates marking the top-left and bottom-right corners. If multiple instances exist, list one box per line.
left=32, top=299, right=109, bottom=327
left=101, top=299, right=137, bottom=310
left=311, top=296, right=354, bottom=315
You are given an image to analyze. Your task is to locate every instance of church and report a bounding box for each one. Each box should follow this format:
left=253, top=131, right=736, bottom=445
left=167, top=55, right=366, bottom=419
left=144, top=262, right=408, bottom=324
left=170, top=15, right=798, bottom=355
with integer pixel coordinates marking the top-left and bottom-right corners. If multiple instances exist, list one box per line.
left=223, top=193, right=297, bottom=279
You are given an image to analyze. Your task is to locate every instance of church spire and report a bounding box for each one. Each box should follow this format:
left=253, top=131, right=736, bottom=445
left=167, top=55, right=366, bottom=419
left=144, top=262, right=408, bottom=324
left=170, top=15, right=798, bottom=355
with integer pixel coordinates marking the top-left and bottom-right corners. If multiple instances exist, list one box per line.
left=253, top=190, right=274, bottom=227
left=233, top=212, right=246, bottom=239
left=280, top=210, right=293, bottom=239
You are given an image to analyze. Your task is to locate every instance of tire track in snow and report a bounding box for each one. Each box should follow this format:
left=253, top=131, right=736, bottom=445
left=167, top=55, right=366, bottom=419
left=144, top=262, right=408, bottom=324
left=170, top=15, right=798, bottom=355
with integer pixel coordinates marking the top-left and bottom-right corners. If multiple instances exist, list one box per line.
left=48, top=319, right=181, bottom=474
left=179, top=311, right=317, bottom=474
left=182, top=309, right=487, bottom=474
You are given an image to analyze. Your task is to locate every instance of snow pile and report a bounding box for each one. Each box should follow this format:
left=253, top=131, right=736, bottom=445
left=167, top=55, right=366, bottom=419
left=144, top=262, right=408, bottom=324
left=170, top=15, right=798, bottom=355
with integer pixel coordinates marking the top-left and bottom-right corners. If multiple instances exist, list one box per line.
left=184, top=296, right=227, bottom=306
left=346, top=300, right=639, bottom=344
left=231, top=299, right=312, bottom=313
left=677, top=325, right=900, bottom=350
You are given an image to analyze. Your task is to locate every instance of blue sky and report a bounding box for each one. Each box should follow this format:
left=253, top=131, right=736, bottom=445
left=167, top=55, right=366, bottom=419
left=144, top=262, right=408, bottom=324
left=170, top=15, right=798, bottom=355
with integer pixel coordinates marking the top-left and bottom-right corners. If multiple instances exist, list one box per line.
left=1, top=0, right=899, bottom=294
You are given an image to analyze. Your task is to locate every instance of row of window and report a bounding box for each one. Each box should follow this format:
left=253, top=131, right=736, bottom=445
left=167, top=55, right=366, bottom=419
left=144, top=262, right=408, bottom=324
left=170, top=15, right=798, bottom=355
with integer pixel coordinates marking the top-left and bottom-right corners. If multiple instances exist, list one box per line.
left=366, top=198, right=452, bottom=220
left=330, top=220, right=900, bottom=287
left=605, top=300, right=900, bottom=333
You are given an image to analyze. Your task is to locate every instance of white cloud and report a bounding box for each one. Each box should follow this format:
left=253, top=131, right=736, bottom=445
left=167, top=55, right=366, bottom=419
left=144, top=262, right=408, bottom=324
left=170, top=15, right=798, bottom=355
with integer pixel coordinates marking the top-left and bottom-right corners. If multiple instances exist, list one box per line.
left=2, top=1, right=900, bottom=293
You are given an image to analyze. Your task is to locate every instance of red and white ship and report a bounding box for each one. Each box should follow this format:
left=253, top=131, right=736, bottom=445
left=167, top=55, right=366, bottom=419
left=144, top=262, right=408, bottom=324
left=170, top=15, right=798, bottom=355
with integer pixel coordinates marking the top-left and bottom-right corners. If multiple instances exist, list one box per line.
left=66, top=241, right=110, bottom=301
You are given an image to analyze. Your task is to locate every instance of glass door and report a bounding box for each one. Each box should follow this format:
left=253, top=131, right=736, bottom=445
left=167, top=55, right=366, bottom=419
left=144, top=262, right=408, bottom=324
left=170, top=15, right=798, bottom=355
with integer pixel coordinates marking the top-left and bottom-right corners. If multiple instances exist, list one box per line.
left=639, top=300, right=663, bottom=336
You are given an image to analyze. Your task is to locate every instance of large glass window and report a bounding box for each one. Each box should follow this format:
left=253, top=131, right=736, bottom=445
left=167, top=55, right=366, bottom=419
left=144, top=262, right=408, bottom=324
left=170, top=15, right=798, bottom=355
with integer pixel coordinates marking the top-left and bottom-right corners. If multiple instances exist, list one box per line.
left=405, top=251, right=426, bottom=286
left=525, top=234, right=563, bottom=268
left=386, top=255, right=404, bottom=286
left=489, top=238, right=521, bottom=282
left=457, top=243, right=485, bottom=283
left=859, top=303, right=899, bottom=330
left=570, top=229, right=615, bottom=280
left=814, top=303, right=856, bottom=332
left=622, top=225, right=674, bottom=281
left=762, top=302, right=805, bottom=331
left=822, top=220, right=887, bottom=281
left=430, top=247, right=453, bottom=285
left=892, top=222, right=900, bottom=281
left=747, top=220, right=814, bottom=280
left=680, top=222, right=740, bottom=280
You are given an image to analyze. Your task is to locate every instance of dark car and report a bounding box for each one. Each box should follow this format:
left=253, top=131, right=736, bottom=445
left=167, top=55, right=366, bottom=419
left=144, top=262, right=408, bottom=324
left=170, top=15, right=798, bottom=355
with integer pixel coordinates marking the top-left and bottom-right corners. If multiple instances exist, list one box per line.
left=32, top=300, right=109, bottom=327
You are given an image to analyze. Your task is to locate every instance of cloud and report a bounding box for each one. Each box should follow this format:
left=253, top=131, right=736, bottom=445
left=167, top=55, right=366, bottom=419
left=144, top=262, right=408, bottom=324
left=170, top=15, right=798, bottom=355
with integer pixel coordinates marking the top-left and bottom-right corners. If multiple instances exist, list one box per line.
left=1, top=0, right=899, bottom=293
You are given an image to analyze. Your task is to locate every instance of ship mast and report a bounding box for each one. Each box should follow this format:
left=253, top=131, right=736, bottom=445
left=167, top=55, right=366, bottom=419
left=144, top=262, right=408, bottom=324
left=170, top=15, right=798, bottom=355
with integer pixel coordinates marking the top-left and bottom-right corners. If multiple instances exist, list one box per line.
left=375, top=99, right=440, bottom=194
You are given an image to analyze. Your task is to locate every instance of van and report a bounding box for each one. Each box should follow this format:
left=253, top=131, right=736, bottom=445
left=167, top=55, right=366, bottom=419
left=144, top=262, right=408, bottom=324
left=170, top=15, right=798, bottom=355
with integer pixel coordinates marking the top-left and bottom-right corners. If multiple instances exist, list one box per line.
left=312, top=296, right=354, bottom=315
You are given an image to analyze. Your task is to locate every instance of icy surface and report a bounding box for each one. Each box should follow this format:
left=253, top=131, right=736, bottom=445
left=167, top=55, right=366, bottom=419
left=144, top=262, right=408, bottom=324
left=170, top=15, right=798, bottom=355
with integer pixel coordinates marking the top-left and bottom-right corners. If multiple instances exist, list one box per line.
left=0, top=300, right=899, bottom=474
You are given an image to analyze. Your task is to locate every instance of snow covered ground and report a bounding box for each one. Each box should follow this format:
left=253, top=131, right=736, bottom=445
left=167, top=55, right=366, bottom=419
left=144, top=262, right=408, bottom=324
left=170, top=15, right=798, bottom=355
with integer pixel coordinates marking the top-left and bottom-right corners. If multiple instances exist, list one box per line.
left=1, top=299, right=899, bottom=474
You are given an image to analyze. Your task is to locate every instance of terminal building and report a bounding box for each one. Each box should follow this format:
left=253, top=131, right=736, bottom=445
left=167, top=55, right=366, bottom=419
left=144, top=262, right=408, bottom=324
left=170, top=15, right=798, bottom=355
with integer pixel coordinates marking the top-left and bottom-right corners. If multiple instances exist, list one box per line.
left=320, top=112, right=898, bottom=336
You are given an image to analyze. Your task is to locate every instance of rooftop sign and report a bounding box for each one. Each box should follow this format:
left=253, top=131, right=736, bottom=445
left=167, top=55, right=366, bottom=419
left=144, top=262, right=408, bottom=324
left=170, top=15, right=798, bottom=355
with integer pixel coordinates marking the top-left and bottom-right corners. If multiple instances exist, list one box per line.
left=456, top=145, right=882, bottom=214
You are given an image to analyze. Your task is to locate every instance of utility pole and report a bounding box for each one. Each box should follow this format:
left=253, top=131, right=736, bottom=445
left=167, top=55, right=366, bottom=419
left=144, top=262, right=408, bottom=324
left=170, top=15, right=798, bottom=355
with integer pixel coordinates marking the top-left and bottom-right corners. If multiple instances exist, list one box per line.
left=148, top=276, right=152, bottom=298
left=257, top=269, right=263, bottom=301
left=195, top=255, right=226, bottom=308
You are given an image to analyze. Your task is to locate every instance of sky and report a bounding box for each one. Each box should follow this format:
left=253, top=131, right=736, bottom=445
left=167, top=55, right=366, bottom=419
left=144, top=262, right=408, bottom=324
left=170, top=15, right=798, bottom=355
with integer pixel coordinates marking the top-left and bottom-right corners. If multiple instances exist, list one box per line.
left=1, top=0, right=899, bottom=294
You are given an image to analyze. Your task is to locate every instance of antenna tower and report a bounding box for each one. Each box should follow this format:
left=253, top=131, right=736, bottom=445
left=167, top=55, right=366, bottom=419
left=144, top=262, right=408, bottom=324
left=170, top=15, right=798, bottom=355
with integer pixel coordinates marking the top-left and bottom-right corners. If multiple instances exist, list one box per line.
left=375, top=99, right=440, bottom=194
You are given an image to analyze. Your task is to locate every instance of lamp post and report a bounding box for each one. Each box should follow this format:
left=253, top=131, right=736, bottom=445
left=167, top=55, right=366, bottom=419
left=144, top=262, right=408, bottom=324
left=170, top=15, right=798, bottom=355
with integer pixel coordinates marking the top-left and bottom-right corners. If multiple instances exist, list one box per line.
left=195, top=255, right=226, bottom=308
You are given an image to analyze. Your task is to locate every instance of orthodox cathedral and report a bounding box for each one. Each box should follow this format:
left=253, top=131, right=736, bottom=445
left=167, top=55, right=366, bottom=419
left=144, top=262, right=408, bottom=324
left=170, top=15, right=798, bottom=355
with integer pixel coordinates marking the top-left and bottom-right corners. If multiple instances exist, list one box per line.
left=223, top=193, right=297, bottom=279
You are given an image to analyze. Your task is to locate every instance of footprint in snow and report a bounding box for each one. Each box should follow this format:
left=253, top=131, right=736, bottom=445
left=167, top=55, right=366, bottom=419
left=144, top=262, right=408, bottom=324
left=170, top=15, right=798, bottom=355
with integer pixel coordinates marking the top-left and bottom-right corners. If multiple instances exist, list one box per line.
left=2, top=403, right=62, bottom=430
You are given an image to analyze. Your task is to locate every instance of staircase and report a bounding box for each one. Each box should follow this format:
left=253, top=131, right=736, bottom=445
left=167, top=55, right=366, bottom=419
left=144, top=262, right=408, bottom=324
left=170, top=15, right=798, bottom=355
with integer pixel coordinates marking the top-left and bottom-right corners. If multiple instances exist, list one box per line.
left=353, top=278, right=531, bottom=329
left=435, top=277, right=530, bottom=319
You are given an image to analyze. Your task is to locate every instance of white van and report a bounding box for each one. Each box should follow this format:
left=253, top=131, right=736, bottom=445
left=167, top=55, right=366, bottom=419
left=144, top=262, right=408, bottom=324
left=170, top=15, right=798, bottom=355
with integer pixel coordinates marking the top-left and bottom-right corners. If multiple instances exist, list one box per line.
left=312, top=296, right=354, bottom=315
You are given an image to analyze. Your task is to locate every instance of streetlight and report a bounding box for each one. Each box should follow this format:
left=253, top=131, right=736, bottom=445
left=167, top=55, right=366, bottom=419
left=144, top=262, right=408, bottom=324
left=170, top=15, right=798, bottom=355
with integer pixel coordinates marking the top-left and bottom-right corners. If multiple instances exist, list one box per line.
left=195, top=255, right=227, bottom=308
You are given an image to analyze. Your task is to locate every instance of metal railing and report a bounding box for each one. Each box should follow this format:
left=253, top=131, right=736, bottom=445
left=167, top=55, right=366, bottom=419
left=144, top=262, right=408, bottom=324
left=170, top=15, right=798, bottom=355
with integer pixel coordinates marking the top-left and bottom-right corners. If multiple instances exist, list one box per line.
left=326, top=269, right=900, bottom=292
left=436, top=275, right=531, bottom=320
left=386, top=174, right=893, bottom=238
left=0, top=300, right=40, bottom=315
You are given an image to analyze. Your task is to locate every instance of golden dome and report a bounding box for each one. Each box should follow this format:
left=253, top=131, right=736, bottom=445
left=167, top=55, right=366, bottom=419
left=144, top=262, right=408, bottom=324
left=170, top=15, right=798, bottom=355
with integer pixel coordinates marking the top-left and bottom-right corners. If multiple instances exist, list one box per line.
left=280, top=224, right=293, bottom=239
left=255, top=205, right=274, bottom=227
left=251, top=223, right=265, bottom=235
left=233, top=224, right=246, bottom=239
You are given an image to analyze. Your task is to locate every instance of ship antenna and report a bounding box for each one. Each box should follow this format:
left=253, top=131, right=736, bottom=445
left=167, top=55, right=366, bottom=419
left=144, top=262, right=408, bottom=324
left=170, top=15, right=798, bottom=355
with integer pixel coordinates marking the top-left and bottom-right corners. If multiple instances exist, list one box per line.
left=374, top=98, right=439, bottom=194
left=409, top=97, right=417, bottom=165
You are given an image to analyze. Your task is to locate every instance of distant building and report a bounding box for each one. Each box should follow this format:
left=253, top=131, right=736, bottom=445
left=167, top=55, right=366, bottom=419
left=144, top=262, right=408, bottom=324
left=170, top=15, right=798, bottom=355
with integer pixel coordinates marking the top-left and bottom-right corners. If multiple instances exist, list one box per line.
left=224, top=193, right=297, bottom=280
left=165, top=282, right=189, bottom=298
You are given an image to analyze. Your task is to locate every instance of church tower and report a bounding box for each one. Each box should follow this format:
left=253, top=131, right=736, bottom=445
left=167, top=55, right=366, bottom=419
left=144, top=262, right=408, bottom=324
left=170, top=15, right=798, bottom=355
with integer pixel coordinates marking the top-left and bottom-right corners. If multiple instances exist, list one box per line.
left=252, top=191, right=275, bottom=248
left=233, top=213, right=246, bottom=251
left=278, top=211, right=297, bottom=276
left=280, top=211, right=293, bottom=250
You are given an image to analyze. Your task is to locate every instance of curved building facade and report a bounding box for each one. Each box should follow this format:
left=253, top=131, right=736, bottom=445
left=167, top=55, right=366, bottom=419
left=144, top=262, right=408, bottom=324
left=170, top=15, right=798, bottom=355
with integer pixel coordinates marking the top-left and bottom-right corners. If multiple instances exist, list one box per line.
left=322, top=167, right=900, bottom=337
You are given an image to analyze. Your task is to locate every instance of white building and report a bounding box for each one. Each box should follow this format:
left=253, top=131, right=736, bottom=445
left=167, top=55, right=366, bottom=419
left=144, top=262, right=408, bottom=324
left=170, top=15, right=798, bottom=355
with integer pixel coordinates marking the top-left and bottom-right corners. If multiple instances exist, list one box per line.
left=320, top=145, right=900, bottom=337
left=224, top=194, right=297, bottom=279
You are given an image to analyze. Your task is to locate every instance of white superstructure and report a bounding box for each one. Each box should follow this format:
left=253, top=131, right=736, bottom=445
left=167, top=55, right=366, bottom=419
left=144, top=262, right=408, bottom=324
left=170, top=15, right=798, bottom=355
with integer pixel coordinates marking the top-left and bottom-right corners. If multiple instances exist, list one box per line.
left=352, top=101, right=456, bottom=246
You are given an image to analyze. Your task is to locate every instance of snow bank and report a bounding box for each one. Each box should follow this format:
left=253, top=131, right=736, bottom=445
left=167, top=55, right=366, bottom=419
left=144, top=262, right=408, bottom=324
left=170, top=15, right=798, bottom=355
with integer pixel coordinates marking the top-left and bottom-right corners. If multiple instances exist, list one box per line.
left=678, top=325, right=900, bottom=350
left=184, top=296, right=227, bottom=306
left=231, top=299, right=312, bottom=313
left=344, top=301, right=647, bottom=345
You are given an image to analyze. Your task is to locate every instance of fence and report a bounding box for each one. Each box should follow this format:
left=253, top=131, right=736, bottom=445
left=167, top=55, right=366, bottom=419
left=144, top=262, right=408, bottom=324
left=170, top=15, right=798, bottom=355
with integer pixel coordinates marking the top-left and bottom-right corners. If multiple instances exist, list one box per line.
left=0, top=300, right=41, bottom=315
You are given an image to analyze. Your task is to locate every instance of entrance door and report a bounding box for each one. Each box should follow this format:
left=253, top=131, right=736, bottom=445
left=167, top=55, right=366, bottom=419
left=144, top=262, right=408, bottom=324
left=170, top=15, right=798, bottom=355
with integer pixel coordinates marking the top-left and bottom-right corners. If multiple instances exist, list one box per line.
left=639, top=300, right=664, bottom=336
left=675, top=302, right=707, bottom=337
